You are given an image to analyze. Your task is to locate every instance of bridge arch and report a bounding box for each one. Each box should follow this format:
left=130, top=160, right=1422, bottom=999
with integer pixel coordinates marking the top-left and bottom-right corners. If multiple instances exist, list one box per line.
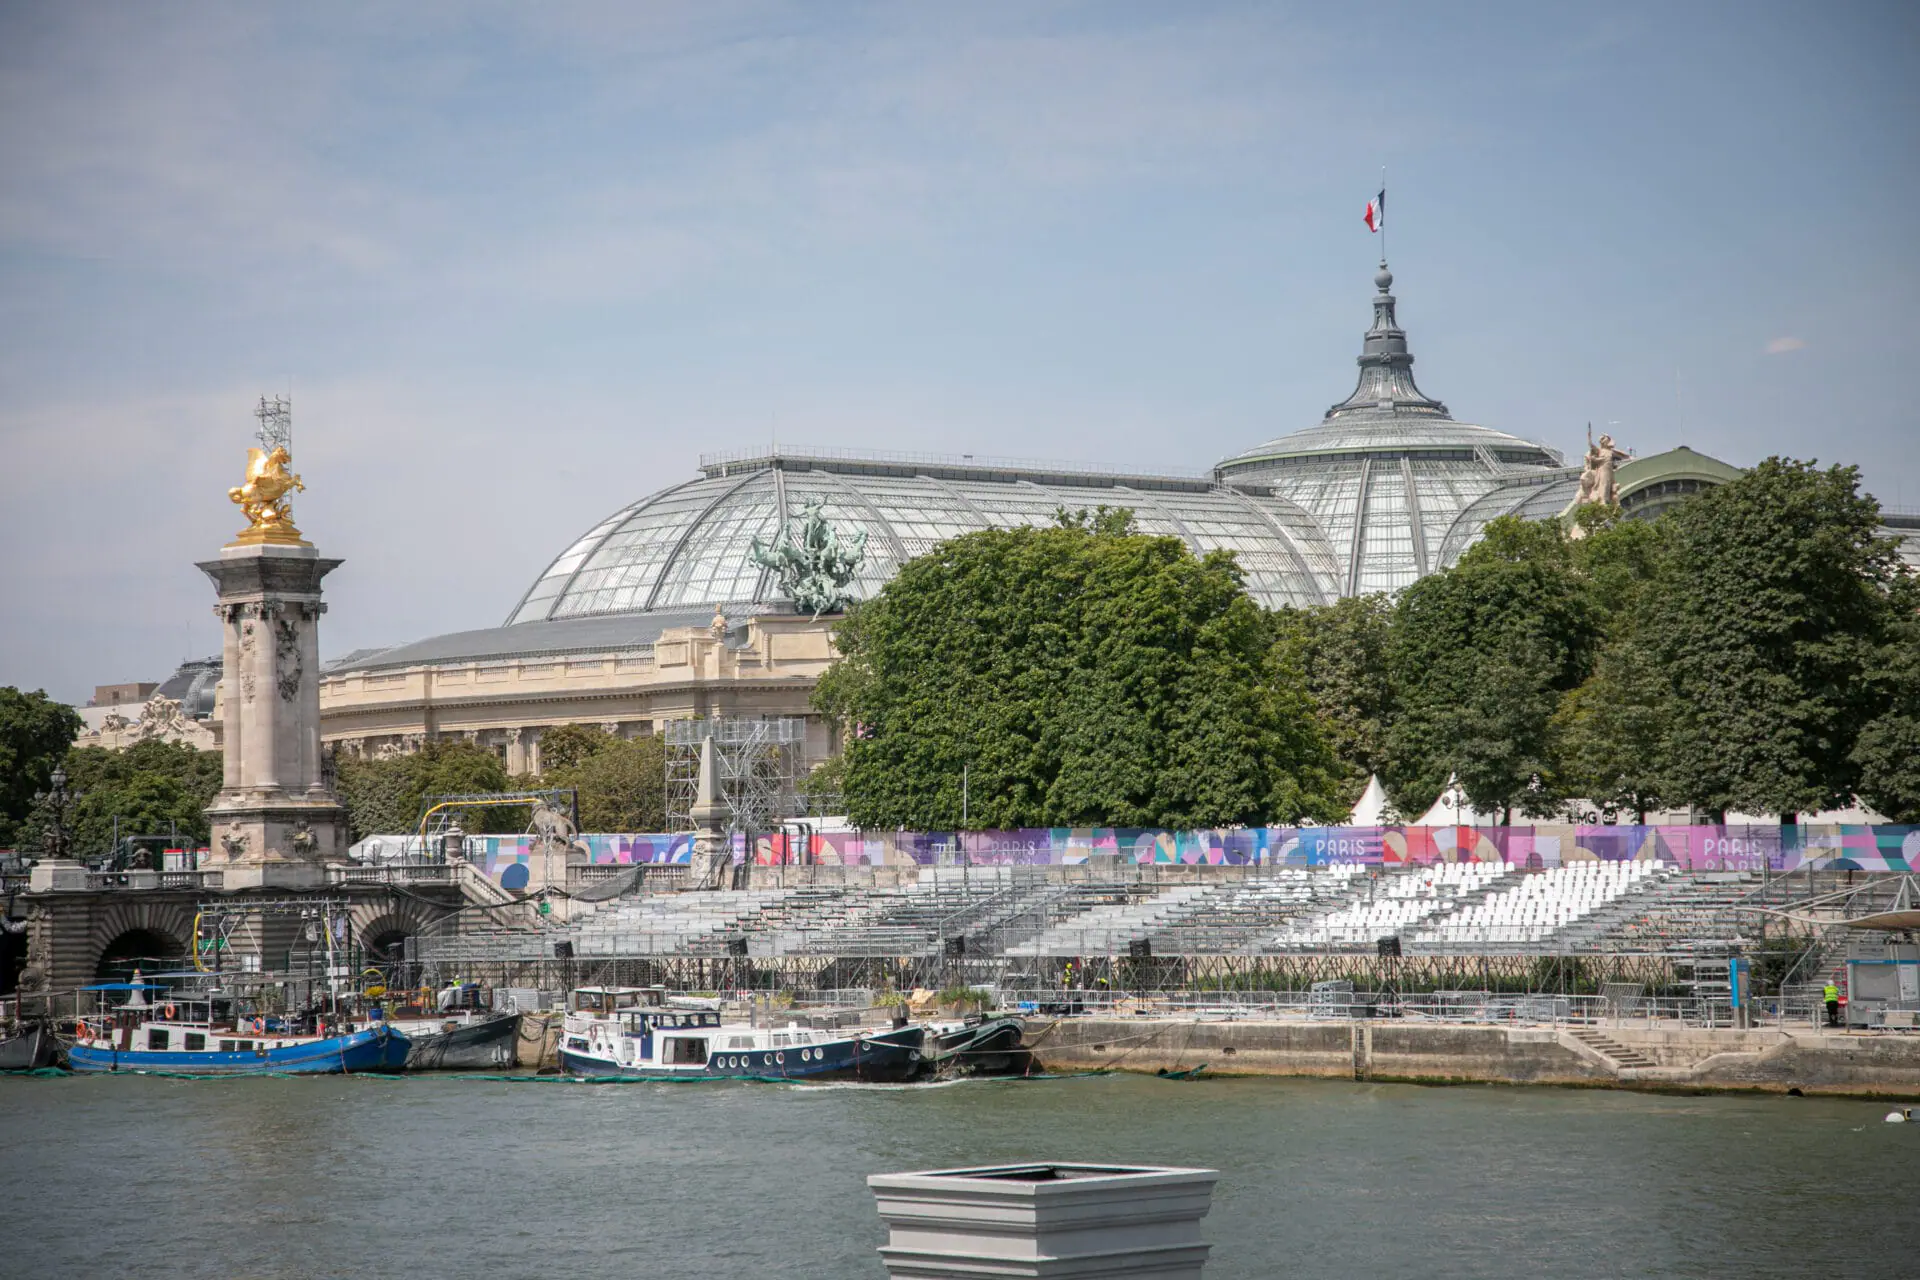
left=90, top=901, right=194, bottom=984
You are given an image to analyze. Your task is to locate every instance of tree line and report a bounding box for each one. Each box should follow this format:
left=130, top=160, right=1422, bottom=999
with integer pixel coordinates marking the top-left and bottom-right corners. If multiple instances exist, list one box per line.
left=4, top=457, right=1912, bottom=850
left=818, top=459, right=1919, bottom=829
left=0, top=695, right=667, bottom=856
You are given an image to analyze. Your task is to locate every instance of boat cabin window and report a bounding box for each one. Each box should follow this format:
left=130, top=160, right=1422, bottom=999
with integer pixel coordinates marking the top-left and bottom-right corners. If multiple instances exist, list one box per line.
left=664, top=1036, right=707, bottom=1065
left=236, top=1040, right=254, bottom=1052
left=220, top=1040, right=237, bottom=1052
left=726, top=1036, right=755, bottom=1049
left=184, top=1033, right=206, bottom=1051
left=566, top=1036, right=589, bottom=1051
left=148, top=1029, right=170, bottom=1051
left=773, top=1034, right=791, bottom=1046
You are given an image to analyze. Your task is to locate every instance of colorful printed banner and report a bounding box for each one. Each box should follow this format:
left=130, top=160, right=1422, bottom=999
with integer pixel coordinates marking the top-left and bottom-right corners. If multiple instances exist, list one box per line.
left=461, top=824, right=1919, bottom=885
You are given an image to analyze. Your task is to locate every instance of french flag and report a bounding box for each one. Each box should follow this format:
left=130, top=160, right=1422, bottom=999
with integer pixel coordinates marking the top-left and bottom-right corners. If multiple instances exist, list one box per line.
left=1364, top=189, right=1385, bottom=233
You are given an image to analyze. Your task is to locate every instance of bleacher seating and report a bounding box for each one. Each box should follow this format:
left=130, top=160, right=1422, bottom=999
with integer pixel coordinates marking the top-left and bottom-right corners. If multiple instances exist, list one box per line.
left=1263, top=862, right=1509, bottom=951
left=420, top=860, right=1826, bottom=967
left=1409, top=861, right=1665, bottom=952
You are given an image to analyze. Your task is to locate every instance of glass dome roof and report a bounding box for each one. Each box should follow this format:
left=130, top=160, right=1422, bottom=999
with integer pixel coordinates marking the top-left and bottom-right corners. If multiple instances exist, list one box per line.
left=507, top=450, right=1345, bottom=624
left=1213, top=261, right=1566, bottom=595
left=501, top=261, right=1579, bottom=633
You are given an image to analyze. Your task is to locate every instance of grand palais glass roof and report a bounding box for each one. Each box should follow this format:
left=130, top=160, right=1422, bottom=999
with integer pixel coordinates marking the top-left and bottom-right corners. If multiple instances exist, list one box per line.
left=339, top=260, right=1919, bottom=675
left=507, top=450, right=1344, bottom=625
left=507, top=259, right=1574, bottom=627
left=1211, top=262, right=1570, bottom=595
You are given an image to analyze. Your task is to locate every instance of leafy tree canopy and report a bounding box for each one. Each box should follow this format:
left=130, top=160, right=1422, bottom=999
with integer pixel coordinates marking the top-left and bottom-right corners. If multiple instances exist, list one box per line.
left=545, top=735, right=667, bottom=833
left=0, top=687, right=83, bottom=846
left=1272, top=594, right=1395, bottom=805
left=1644, top=458, right=1908, bottom=818
left=1385, top=516, right=1599, bottom=821
left=15, top=740, right=222, bottom=859
left=334, top=740, right=519, bottom=842
left=1852, top=612, right=1920, bottom=823
left=816, top=515, right=1346, bottom=829
left=535, top=722, right=618, bottom=774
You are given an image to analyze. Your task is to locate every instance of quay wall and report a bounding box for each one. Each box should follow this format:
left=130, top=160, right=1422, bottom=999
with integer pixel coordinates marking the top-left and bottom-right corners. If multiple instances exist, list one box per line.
left=1026, top=1018, right=1920, bottom=1096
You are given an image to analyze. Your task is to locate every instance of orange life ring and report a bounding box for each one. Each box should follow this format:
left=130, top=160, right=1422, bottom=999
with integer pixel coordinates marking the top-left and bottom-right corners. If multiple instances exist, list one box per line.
left=162, top=1003, right=177, bottom=1020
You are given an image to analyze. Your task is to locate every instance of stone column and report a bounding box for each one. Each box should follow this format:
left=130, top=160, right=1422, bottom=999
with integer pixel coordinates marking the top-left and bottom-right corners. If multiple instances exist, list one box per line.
left=197, top=542, right=347, bottom=888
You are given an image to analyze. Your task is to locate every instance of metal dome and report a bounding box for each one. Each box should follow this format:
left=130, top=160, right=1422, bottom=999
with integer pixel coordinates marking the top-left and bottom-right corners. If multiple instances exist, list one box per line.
left=507, top=448, right=1345, bottom=625
left=1213, top=261, right=1566, bottom=596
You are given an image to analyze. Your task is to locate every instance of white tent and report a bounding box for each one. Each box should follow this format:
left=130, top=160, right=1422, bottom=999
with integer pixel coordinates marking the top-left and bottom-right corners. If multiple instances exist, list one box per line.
left=1348, top=774, right=1390, bottom=826
left=1414, top=775, right=1494, bottom=826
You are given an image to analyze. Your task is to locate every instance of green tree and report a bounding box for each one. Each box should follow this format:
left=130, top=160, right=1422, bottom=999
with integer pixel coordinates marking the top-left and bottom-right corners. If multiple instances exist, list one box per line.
left=1644, top=459, right=1907, bottom=818
left=1550, top=515, right=1676, bottom=822
left=0, top=687, right=83, bottom=846
left=1274, top=594, right=1394, bottom=803
left=546, top=735, right=667, bottom=831
left=535, top=722, right=617, bottom=774
left=1385, top=517, right=1598, bottom=821
left=1550, top=642, right=1672, bottom=822
left=815, top=517, right=1346, bottom=829
left=16, top=740, right=224, bottom=858
left=1852, top=611, right=1920, bottom=822
left=334, top=740, right=519, bottom=842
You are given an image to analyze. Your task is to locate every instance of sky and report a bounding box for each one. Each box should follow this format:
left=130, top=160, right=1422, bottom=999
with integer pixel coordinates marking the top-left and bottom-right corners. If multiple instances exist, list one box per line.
left=2, top=1, right=1917, bottom=704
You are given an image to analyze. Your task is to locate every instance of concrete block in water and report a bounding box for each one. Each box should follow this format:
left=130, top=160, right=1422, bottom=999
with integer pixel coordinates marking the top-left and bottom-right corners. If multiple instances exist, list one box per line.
left=868, top=1162, right=1218, bottom=1278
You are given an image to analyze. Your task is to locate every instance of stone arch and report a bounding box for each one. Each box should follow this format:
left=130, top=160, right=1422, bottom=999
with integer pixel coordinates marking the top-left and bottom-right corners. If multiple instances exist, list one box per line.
left=90, top=900, right=194, bottom=983
left=349, top=899, right=444, bottom=960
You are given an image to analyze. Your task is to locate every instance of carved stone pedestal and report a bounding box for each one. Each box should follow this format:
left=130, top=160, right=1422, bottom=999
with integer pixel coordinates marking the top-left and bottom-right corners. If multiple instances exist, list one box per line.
left=198, top=542, right=347, bottom=880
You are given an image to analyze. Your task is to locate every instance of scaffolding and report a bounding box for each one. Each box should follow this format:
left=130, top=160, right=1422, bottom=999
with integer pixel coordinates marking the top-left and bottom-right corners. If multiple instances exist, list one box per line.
left=254, top=395, right=292, bottom=454
left=664, top=717, right=806, bottom=833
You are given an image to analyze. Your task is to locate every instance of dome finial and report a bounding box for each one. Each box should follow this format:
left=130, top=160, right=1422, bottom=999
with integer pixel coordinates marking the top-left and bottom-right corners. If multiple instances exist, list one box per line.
left=1374, top=260, right=1393, bottom=293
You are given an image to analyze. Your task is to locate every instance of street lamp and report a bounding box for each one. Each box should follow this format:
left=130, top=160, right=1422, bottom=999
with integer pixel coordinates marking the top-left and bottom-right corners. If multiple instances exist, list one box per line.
left=34, top=766, right=78, bottom=864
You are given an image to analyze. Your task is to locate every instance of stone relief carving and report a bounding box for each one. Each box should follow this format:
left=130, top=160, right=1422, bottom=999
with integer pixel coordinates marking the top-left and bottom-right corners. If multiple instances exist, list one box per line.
left=274, top=618, right=303, bottom=701
left=238, top=621, right=257, bottom=703
left=220, top=822, right=250, bottom=860
left=288, top=821, right=316, bottom=857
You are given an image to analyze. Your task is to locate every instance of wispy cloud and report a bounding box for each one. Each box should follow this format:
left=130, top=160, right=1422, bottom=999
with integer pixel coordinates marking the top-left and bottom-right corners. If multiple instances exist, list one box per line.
left=1765, top=336, right=1807, bottom=355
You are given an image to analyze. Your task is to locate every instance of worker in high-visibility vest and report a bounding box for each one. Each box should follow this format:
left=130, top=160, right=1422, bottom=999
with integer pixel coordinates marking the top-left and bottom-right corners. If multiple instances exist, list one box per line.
left=1823, top=982, right=1841, bottom=1027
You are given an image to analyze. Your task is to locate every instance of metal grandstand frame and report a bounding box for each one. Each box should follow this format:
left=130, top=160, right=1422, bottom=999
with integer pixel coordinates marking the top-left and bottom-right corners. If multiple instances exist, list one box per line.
left=408, top=863, right=1911, bottom=1028
left=663, top=717, right=805, bottom=833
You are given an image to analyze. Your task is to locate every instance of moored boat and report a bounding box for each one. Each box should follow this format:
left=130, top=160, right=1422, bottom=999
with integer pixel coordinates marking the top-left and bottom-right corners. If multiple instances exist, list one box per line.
left=1, top=1022, right=59, bottom=1071
left=390, top=1012, right=520, bottom=1070
left=557, top=986, right=925, bottom=1082
left=64, top=976, right=410, bottom=1076
left=384, top=982, right=521, bottom=1070
left=922, top=1015, right=1031, bottom=1076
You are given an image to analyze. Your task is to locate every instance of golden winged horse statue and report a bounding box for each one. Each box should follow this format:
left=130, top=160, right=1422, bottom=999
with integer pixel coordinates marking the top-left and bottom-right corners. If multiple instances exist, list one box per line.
left=228, top=445, right=306, bottom=543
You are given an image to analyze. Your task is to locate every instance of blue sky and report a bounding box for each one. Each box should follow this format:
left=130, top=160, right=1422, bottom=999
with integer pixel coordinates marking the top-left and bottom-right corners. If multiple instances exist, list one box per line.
left=3, top=1, right=1916, bottom=703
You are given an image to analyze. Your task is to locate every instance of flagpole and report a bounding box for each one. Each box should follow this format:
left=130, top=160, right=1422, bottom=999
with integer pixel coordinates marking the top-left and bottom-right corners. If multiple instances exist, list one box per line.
left=1379, top=165, right=1387, bottom=264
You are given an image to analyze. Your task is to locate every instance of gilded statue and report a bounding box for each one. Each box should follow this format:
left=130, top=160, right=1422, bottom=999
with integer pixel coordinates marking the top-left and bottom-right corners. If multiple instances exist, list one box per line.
left=228, top=445, right=306, bottom=544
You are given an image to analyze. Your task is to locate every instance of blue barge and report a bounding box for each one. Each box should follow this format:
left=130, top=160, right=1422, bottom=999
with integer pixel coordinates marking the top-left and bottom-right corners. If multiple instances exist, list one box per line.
left=65, top=978, right=410, bottom=1076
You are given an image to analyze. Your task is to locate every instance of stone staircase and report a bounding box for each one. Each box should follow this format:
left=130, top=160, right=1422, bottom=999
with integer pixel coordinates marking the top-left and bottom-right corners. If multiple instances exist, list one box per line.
left=1567, top=1027, right=1658, bottom=1072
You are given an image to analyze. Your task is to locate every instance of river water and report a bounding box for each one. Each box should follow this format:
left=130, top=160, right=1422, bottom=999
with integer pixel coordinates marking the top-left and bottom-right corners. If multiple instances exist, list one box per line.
left=2, top=1072, right=1914, bottom=1278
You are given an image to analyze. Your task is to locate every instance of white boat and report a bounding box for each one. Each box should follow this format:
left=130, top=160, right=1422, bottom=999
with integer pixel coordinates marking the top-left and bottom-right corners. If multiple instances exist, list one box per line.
left=557, top=986, right=924, bottom=1082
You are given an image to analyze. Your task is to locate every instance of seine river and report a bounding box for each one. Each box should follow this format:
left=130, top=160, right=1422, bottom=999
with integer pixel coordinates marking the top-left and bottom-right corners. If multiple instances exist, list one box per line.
left=2, top=1072, right=1914, bottom=1278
